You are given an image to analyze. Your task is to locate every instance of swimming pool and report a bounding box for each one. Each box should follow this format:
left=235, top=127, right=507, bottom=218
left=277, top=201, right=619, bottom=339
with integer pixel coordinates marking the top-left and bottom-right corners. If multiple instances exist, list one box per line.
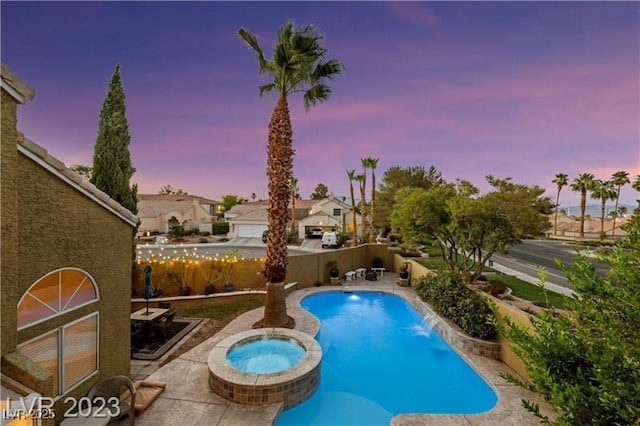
left=277, top=291, right=498, bottom=425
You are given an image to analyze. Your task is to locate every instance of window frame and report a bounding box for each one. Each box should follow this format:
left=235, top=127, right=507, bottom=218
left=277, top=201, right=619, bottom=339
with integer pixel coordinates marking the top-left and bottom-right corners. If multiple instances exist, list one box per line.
left=333, top=208, right=342, bottom=217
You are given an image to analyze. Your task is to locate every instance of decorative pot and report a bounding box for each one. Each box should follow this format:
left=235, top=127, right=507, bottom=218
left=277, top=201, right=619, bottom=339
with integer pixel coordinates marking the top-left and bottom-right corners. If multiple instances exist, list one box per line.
left=205, top=285, right=216, bottom=295
left=399, top=270, right=409, bottom=279
left=224, top=283, right=234, bottom=292
left=329, top=268, right=340, bottom=279
left=179, top=286, right=192, bottom=296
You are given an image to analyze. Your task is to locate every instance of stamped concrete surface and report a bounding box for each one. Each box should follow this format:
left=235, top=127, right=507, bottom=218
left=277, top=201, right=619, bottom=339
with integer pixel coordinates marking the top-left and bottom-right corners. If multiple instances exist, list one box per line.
left=124, top=274, right=553, bottom=426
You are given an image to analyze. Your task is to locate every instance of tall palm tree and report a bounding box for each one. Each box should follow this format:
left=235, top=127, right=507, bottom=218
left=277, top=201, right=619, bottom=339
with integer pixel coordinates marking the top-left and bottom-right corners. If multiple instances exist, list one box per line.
left=610, top=170, right=629, bottom=237
left=363, top=157, right=380, bottom=243
left=570, top=173, right=595, bottom=238
left=591, top=180, right=617, bottom=240
left=346, top=169, right=358, bottom=246
left=633, top=175, right=640, bottom=211
left=354, top=174, right=365, bottom=242
left=289, top=177, right=298, bottom=233
left=360, top=158, right=369, bottom=241
left=238, top=21, right=343, bottom=327
left=552, top=173, right=569, bottom=236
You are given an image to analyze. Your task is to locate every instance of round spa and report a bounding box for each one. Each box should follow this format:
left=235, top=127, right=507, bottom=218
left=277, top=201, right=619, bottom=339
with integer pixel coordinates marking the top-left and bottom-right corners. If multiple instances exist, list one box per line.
left=208, top=328, right=322, bottom=408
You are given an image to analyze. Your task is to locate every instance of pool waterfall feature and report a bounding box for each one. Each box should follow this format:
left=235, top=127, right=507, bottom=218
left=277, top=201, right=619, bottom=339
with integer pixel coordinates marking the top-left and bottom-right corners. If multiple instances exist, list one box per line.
left=208, top=328, right=321, bottom=408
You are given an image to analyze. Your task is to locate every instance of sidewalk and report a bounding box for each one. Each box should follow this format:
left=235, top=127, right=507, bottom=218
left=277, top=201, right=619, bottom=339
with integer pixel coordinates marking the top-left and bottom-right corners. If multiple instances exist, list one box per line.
left=490, top=261, right=575, bottom=297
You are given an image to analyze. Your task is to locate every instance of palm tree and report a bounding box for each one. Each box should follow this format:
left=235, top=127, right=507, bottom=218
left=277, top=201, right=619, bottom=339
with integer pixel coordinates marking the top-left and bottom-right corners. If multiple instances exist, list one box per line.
left=360, top=158, right=368, bottom=241
left=570, top=173, right=595, bottom=238
left=238, top=21, right=343, bottom=327
left=363, top=157, right=380, bottom=243
left=354, top=174, right=365, bottom=242
left=591, top=180, right=617, bottom=240
left=610, top=171, right=629, bottom=237
left=633, top=175, right=640, bottom=210
left=552, top=173, right=569, bottom=236
left=290, top=177, right=298, bottom=233
left=346, top=169, right=358, bottom=246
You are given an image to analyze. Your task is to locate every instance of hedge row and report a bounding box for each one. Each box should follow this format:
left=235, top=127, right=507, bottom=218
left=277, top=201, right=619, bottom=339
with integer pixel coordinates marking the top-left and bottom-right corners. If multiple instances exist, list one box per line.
left=414, top=272, right=496, bottom=340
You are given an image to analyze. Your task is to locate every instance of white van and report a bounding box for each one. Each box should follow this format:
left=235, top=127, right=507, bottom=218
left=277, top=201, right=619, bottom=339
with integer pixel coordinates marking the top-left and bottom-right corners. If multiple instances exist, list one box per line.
left=321, top=232, right=339, bottom=249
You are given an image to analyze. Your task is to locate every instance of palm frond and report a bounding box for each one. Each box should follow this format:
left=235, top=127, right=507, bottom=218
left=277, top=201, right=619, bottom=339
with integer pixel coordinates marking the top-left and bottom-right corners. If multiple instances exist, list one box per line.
left=238, top=28, right=269, bottom=74
left=314, top=59, right=344, bottom=80
left=303, top=84, right=332, bottom=111
left=259, top=83, right=276, bottom=97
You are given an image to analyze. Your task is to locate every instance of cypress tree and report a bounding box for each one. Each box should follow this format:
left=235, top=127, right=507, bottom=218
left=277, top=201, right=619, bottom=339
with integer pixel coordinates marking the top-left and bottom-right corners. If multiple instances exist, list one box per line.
left=90, top=64, right=137, bottom=214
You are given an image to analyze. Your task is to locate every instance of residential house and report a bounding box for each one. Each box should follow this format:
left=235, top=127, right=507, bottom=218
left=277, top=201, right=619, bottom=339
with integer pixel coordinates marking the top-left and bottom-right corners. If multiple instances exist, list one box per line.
left=298, top=197, right=362, bottom=237
left=224, top=201, right=269, bottom=238
left=1, top=64, right=138, bottom=420
left=137, top=193, right=222, bottom=234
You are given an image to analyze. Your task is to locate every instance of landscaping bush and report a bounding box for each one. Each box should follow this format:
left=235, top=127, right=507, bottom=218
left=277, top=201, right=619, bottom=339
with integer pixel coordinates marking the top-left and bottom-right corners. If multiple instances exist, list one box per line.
left=200, top=231, right=211, bottom=236
left=287, top=230, right=298, bottom=243
left=211, top=222, right=229, bottom=235
left=414, top=272, right=496, bottom=340
left=198, top=237, right=209, bottom=243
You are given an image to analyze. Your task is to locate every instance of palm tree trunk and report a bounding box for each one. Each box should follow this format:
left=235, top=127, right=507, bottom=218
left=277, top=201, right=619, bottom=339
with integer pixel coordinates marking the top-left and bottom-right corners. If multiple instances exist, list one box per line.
left=579, top=191, right=586, bottom=238
left=612, top=187, right=620, bottom=237
left=369, top=171, right=376, bottom=243
left=349, top=182, right=357, bottom=247
left=554, top=189, right=560, bottom=236
left=359, top=181, right=366, bottom=242
left=264, top=95, right=292, bottom=327
left=600, top=198, right=606, bottom=241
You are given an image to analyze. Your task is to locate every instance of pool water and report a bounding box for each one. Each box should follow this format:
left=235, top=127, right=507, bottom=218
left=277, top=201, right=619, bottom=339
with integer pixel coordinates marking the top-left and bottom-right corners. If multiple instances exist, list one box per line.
left=227, top=337, right=305, bottom=374
left=277, top=292, right=498, bottom=425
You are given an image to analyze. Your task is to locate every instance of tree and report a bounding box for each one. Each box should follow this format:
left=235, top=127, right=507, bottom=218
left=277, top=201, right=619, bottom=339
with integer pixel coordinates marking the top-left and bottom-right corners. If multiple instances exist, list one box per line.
left=239, top=21, right=343, bottom=327
left=310, top=183, right=329, bottom=200
left=375, top=165, right=444, bottom=232
left=346, top=169, right=358, bottom=246
left=391, top=176, right=552, bottom=283
left=591, top=179, right=617, bottom=241
left=365, top=157, right=380, bottom=242
left=551, top=173, right=568, bottom=236
left=502, top=212, right=640, bottom=425
left=220, top=194, right=246, bottom=212
left=71, top=164, right=93, bottom=180
left=354, top=174, right=365, bottom=242
left=250, top=193, right=257, bottom=202
left=90, top=64, right=137, bottom=214
left=634, top=175, right=640, bottom=211
left=158, top=184, right=188, bottom=195
left=359, top=158, right=369, bottom=240
left=610, top=170, right=630, bottom=236
left=570, top=173, right=595, bottom=238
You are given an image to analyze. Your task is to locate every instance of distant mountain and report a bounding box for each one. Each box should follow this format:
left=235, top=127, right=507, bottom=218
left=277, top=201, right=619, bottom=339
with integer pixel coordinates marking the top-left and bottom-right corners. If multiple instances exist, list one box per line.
left=560, top=204, right=635, bottom=218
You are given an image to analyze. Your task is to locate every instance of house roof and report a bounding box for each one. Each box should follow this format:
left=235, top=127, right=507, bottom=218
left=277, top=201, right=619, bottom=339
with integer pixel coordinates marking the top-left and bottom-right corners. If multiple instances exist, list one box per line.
left=225, top=201, right=269, bottom=215
left=17, top=135, right=137, bottom=226
left=290, top=199, right=316, bottom=209
left=1, top=64, right=35, bottom=103
left=137, top=194, right=219, bottom=219
left=230, top=209, right=269, bottom=223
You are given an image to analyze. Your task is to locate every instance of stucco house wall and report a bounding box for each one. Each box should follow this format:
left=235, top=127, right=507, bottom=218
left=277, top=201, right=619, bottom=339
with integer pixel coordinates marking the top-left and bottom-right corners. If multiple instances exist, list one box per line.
left=1, top=64, right=137, bottom=421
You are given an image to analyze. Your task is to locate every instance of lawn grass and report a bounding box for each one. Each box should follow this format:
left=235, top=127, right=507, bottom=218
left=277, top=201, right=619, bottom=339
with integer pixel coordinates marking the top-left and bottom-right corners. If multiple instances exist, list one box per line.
left=416, top=256, right=497, bottom=273
left=175, top=298, right=264, bottom=322
left=485, top=274, right=569, bottom=309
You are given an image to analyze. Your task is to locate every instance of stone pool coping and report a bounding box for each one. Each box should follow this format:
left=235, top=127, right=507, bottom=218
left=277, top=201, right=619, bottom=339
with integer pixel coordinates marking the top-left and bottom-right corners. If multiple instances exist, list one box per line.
left=128, top=275, right=554, bottom=426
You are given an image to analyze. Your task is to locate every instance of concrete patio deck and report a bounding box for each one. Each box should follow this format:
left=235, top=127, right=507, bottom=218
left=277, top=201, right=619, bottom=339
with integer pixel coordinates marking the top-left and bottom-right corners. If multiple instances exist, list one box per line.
left=125, top=274, right=552, bottom=426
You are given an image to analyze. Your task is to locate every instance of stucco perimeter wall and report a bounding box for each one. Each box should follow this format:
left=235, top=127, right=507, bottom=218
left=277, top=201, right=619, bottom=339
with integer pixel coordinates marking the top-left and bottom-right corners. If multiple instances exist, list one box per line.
left=16, top=154, right=134, bottom=411
left=394, top=253, right=534, bottom=381
left=1, top=90, right=19, bottom=357
left=136, top=244, right=395, bottom=295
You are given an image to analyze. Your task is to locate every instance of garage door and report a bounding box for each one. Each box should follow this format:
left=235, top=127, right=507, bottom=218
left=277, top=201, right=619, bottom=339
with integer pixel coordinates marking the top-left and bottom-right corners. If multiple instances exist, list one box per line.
left=237, top=224, right=267, bottom=238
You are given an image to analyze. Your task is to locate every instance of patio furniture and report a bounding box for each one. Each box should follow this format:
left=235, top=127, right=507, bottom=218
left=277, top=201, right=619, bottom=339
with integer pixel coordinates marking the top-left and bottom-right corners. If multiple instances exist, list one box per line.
left=371, top=267, right=386, bottom=277
left=355, top=268, right=367, bottom=278
left=121, top=380, right=166, bottom=415
left=345, top=271, right=356, bottom=281
left=87, top=375, right=136, bottom=426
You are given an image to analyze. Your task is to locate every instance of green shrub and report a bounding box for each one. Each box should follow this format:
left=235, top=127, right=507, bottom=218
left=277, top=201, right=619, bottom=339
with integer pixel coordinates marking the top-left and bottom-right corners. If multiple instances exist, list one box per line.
left=198, top=237, right=209, bottom=243
left=371, top=256, right=384, bottom=268
left=287, top=230, right=298, bottom=243
left=415, top=272, right=496, bottom=340
left=211, top=222, right=229, bottom=235
left=200, top=231, right=211, bottom=236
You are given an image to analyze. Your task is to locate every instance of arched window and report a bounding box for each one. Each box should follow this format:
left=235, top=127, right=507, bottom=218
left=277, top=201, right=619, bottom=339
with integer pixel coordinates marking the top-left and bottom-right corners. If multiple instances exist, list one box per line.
left=17, top=268, right=98, bottom=329
left=17, top=268, right=99, bottom=396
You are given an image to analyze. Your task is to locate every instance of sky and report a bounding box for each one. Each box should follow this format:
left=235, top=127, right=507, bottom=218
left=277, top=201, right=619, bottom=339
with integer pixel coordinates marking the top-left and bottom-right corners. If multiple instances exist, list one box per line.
left=2, top=1, right=639, bottom=206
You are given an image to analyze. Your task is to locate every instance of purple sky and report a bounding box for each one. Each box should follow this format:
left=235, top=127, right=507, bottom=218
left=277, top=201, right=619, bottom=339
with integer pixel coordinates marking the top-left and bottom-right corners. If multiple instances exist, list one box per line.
left=2, top=2, right=639, bottom=206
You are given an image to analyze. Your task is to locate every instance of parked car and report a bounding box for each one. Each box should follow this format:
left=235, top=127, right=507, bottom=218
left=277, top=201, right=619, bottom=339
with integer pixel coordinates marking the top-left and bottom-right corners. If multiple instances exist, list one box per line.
left=321, top=232, right=339, bottom=249
left=308, top=228, right=324, bottom=239
left=262, top=229, right=268, bottom=243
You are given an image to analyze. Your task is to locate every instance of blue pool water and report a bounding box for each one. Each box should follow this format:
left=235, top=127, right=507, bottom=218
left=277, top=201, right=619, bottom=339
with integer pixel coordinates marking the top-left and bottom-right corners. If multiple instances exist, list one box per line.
left=277, top=292, right=498, bottom=425
left=227, top=337, right=305, bottom=374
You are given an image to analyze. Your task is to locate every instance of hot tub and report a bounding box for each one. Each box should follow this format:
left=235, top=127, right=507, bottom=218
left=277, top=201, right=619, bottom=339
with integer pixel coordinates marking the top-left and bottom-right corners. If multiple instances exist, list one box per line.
left=208, top=328, right=321, bottom=408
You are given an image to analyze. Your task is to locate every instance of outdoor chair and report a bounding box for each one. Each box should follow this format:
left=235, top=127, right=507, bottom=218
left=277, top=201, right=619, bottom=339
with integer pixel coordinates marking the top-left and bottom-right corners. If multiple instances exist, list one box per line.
left=87, top=375, right=136, bottom=426
left=151, top=310, right=176, bottom=340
